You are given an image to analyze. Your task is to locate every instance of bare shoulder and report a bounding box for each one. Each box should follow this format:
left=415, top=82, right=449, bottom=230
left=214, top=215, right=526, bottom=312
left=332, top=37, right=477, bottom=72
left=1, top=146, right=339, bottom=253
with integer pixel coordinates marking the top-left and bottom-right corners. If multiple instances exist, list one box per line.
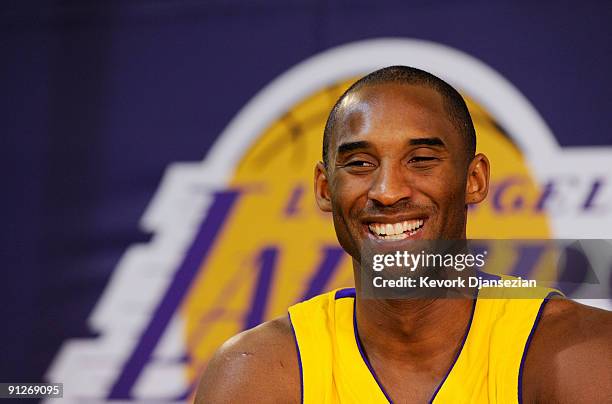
left=523, top=298, right=612, bottom=403
left=194, top=316, right=300, bottom=404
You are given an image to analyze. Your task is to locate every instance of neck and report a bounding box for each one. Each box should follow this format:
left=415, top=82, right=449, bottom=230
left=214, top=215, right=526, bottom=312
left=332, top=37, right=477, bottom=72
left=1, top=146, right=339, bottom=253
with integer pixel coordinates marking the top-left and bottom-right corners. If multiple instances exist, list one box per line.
left=355, top=293, right=474, bottom=364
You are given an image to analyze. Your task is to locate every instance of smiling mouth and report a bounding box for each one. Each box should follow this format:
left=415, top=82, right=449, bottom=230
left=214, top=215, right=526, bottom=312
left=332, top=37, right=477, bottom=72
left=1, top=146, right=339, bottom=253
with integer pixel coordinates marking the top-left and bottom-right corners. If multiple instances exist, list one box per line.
left=367, top=219, right=424, bottom=240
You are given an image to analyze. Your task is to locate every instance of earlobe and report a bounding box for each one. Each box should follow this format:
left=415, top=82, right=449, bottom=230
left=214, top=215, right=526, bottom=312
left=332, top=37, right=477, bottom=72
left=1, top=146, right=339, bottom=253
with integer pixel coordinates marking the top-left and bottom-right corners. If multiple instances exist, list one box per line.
left=465, top=153, right=490, bottom=205
left=314, top=162, right=333, bottom=212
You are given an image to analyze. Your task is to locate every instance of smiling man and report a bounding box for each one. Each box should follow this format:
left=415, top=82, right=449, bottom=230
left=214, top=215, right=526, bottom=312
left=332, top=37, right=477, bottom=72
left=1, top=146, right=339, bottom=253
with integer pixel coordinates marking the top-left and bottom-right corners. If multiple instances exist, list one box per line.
left=195, top=66, right=611, bottom=403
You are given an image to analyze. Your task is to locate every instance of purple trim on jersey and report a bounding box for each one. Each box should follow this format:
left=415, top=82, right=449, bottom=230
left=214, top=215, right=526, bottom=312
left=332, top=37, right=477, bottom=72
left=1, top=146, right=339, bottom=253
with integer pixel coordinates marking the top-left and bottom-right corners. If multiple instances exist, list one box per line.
left=288, top=313, right=304, bottom=404
left=353, top=299, right=394, bottom=403
left=428, top=295, right=478, bottom=404
left=335, top=287, right=356, bottom=299
left=517, top=291, right=562, bottom=404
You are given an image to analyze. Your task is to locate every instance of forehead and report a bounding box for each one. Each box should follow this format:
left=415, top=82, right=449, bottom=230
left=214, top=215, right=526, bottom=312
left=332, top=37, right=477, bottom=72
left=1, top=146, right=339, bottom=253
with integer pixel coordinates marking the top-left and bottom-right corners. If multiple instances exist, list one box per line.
left=332, top=82, right=459, bottom=149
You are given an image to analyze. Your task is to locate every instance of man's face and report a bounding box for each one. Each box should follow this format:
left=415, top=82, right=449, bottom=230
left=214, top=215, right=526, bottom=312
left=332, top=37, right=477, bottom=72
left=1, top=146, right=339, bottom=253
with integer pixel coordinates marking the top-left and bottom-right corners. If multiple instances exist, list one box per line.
left=316, top=83, right=482, bottom=260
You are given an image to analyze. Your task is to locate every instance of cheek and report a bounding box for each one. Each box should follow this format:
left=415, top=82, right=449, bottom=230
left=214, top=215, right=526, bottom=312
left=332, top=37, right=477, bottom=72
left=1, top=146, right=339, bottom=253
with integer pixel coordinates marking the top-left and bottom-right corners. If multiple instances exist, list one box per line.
left=331, top=175, right=369, bottom=214
left=329, top=180, right=366, bottom=258
left=431, top=181, right=468, bottom=233
left=416, top=173, right=466, bottom=215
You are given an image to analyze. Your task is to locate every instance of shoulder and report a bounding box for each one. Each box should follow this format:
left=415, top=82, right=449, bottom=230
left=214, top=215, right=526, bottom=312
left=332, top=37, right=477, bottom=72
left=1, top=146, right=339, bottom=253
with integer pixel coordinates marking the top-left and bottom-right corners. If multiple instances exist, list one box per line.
left=194, top=316, right=301, bottom=404
left=522, top=298, right=612, bottom=403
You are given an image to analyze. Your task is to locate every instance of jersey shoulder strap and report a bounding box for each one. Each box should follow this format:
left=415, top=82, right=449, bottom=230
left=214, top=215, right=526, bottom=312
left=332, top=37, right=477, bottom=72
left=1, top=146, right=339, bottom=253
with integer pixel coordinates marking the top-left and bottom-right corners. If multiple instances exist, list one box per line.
left=288, top=289, right=338, bottom=403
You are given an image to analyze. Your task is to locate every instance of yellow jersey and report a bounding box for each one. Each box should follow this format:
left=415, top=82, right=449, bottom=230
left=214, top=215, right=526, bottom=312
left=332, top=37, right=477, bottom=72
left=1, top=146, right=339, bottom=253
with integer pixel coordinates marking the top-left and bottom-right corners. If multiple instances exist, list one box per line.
left=288, top=281, right=560, bottom=403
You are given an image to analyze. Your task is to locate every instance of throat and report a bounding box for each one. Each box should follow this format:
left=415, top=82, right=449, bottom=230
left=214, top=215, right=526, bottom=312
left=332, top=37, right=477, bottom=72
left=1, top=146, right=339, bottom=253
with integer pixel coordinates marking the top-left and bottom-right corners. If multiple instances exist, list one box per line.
left=355, top=297, right=475, bottom=367
left=354, top=297, right=476, bottom=402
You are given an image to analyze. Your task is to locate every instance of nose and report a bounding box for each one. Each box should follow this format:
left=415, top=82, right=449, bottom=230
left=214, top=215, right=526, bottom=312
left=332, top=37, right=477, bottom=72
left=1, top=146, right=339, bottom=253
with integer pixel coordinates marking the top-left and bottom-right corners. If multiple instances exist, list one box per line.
left=367, top=161, right=413, bottom=206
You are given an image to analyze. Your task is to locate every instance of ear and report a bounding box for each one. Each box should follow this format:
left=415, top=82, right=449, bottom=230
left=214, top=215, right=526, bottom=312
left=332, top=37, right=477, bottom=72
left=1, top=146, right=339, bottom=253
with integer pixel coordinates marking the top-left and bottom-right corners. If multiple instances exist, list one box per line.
left=314, top=162, right=332, bottom=212
left=465, top=153, right=490, bottom=205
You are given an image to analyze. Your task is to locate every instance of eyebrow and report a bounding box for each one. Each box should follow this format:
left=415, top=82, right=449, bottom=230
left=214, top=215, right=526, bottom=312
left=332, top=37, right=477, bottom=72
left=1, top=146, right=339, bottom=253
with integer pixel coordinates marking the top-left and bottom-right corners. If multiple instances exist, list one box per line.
left=337, top=140, right=371, bottom=156
left=409, top=137, right=446, bottom=147
left=335, top=137, right=446, bottom=160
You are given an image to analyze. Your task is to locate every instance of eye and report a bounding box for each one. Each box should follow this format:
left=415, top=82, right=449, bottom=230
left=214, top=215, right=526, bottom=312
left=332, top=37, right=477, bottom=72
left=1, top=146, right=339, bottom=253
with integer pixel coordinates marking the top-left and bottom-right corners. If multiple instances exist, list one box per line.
left=346, top=160, right=375, bottom=167
left=338, top=159, right=377, bottom=173
left=409, top=156, right=437, bottom=163
left=409, top=156, right=438, bottom=163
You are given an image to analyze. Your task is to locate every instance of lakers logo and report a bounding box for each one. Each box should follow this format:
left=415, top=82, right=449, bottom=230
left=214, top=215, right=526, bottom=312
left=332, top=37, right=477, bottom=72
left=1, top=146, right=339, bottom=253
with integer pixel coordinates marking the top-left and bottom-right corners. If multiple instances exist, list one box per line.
left=46, top=39, right=612, bottom=402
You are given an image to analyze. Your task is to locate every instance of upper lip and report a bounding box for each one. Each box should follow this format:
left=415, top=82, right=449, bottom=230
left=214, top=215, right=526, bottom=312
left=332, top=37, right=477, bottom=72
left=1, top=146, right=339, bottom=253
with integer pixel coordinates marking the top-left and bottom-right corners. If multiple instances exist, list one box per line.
left=361, top=214, right=428, bottom=224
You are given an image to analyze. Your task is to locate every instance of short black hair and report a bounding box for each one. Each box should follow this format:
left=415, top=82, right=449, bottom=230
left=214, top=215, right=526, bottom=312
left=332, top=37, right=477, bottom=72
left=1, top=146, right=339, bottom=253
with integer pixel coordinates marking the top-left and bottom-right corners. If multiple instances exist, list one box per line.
left=322, top=65, right=476, bottom=167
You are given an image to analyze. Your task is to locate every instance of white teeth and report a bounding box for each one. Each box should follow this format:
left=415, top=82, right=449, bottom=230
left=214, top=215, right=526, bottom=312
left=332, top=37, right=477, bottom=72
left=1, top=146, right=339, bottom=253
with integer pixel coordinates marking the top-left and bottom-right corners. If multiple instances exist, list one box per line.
left=385, top=223, right=394, bottom=235
left=368, top=219, right=424, bottom=238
